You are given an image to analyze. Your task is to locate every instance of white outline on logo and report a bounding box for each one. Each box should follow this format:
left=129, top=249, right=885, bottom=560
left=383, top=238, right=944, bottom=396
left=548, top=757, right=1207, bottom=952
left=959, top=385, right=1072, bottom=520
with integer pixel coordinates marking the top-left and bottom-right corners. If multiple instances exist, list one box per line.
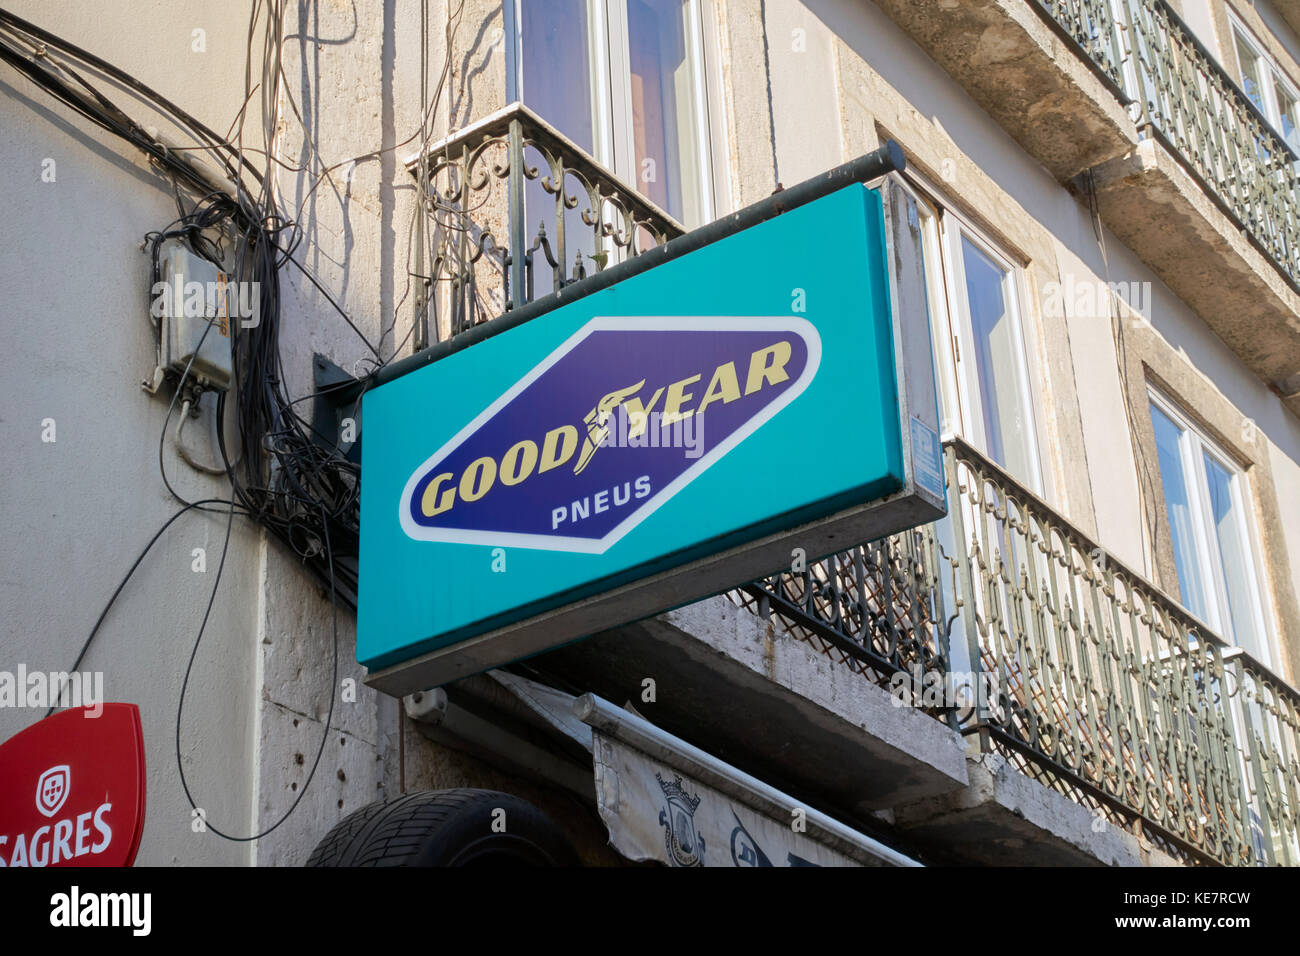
left=36, top=764, right=70, bottom=818
left=398, top=316, right=822, bottom=554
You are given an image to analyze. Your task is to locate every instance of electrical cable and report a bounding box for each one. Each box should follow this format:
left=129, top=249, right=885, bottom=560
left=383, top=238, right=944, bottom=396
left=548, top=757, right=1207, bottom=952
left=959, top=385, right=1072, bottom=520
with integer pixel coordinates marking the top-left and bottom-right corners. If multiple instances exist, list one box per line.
left=1084, top=168, right=1163, bottom=569
left=44, top=497, right=248, bottom=719
left=174, top=496, right=340, bottom=843
left=175, top=398, right=230, bottom=476
left=7, top=0, right=471, bottom=840
left=0, top=7, right=266, bottom=190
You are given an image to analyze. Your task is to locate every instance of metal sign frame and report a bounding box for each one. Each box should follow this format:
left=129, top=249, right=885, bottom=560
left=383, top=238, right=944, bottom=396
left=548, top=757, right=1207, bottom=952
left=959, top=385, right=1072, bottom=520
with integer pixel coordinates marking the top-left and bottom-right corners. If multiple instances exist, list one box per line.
left=357, top=145, right=945, bottom=697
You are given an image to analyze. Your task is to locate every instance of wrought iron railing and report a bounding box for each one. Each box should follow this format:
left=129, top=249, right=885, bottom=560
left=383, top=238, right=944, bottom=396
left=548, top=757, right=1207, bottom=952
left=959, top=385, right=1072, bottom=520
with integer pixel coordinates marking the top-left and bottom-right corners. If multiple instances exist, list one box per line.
left=1035, top=0, right=1300, bottom=287
left=1123, top=0, right=1300, bottom=283
left=739, top=436, right=1299, bottom=866
left=1038, top=0, right=1127, bottom=91
left=1236, top=656, right=1300, bottom=865
left=945, top=436, right=1275, bottom=866
left=408, top=102, right=684, bottom=344
left=727, top=523, right=957, bottom=729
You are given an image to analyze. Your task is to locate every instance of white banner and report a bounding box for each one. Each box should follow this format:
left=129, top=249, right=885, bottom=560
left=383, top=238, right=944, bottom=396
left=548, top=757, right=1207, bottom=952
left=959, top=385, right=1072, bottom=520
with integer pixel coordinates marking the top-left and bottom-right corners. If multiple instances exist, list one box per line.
left=591, top=731, right=861, bottom=867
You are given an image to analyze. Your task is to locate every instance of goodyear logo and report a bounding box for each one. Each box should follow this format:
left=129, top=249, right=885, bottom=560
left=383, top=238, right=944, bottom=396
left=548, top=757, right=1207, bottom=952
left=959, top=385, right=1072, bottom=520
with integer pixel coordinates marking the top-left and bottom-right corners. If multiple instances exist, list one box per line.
left=398, top=317, right=821, bottom=553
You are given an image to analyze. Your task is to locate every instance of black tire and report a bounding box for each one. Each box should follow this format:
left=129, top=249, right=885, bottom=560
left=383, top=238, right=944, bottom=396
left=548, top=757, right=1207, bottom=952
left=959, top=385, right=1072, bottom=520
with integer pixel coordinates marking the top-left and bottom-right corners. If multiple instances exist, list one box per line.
left=306, top=788, right=578, bottom=867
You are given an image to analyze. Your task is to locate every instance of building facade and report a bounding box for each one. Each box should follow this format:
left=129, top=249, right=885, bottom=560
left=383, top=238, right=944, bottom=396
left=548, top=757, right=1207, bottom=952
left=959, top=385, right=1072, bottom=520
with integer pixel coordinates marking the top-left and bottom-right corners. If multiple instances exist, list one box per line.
left=1, top=0, right=1297, bottom=866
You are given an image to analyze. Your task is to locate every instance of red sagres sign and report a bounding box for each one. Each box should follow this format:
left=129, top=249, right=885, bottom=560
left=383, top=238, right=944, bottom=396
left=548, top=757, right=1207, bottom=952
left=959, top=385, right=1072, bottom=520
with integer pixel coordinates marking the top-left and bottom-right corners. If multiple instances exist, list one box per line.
left=0, top=704, right=146, bottom=867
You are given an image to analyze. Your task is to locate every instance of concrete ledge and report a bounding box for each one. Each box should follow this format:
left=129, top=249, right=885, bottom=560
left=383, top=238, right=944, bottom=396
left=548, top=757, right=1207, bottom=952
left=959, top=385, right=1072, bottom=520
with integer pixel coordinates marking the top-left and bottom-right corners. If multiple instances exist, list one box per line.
left=535, top=594, right=969, bottom=818
left=872, top=0, right=1139, bottom=180
left=895, top=752, right=1183, bottom=866
left=1092, top=138, right=1300, bottom=415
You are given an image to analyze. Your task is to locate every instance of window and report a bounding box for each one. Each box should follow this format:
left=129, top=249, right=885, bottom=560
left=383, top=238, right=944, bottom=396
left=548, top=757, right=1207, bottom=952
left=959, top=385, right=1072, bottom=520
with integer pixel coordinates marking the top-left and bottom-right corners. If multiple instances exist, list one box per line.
left=894, top=178, right=1045, bottom=688
left=1232, top=19, right=1300, bottom=155
left=946, top=229, right=1041, bottom=490
left=514, top=0, right=721, bottom=228
left=910, top=190, right=1043, bottom=493
left=1147, top=390, right=1274, bottom=662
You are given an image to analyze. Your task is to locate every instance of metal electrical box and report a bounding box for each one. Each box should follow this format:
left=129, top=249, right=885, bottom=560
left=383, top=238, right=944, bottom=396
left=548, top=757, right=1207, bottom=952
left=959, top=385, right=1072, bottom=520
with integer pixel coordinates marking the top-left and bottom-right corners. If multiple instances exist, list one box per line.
left=154, top=241, right=234, bottom=390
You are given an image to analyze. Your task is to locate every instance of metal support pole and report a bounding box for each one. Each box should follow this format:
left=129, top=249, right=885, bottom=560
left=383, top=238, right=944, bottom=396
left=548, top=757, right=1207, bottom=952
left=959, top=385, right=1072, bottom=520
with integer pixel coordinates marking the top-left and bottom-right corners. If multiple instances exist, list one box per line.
left=507, top=116, right=527, bottom=311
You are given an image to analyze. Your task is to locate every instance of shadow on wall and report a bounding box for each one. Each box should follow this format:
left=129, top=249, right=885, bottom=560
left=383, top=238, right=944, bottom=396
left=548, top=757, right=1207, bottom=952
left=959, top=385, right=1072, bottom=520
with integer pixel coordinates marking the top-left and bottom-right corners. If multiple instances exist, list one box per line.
left=451, top=3, right=503, bottom=132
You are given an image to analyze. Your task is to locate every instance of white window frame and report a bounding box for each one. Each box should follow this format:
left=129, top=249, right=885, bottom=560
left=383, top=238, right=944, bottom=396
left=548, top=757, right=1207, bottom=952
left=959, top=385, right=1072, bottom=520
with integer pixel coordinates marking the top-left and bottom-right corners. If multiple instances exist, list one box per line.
left=889, top=175, right=1046, bottom=497
left=1147, top=387, right=1277, bottom=666
left=940, top=211, right=1045, bottom=496
left=906, top=186, right=963, bottom=440
left=511, top=0, right=729, bottom=226
left=888, top=174, right=1051, bottom=693
left=1229, top=13, right=1300, bottom=152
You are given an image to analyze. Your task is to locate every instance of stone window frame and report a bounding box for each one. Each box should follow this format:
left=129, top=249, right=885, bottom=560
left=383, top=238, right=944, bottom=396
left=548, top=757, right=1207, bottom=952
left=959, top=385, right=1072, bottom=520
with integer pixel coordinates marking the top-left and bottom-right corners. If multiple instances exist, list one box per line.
left=1224, top=5, right=1300, bottom=149
left=1121, top=322, right=1300, bottom=682
left=1146, top=380, right=1279, bottom=663
left=1214, top=0, right=1300, bottom=104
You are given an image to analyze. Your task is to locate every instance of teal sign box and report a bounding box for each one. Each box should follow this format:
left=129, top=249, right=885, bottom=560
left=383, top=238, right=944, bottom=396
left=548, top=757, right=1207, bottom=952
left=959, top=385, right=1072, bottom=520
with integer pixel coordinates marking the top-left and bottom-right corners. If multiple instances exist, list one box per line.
left=359, top=182, right=938, bottom=694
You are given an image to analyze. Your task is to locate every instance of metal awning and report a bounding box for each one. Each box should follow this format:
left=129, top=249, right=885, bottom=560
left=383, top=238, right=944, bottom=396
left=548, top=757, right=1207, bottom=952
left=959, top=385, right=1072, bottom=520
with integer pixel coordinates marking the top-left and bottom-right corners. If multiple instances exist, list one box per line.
left=404, top=671, right=921, bottom=867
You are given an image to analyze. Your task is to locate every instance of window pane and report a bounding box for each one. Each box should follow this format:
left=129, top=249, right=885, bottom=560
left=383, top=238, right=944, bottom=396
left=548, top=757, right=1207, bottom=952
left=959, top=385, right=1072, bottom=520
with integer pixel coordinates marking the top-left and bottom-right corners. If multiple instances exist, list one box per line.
left=520, top=0, right=600, bottom=300
left=521, top=0, right=596, bottom=152
left=1274, top=79, right=1300, bottom=152
left=1149, top=404, right=1209, bottom=620
left=960, top=237, right=1035, bottom=484
left=1203, top=454, right=1262, bottom=655
left=626, top=0, right=704, bottom=225
left=1236, top=33, right=1266, bottom=114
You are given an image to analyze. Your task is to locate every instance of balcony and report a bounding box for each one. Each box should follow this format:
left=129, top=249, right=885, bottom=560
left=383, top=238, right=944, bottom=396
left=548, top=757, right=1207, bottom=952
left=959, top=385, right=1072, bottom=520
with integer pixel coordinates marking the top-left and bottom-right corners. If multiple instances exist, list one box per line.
left=873, top=0, right=1300, bottom=415
left=407, top=101, right=684, bottom=345
left=924, top=436, right=1299, bottom=866
left=535, top=436, right=1299, bottom=865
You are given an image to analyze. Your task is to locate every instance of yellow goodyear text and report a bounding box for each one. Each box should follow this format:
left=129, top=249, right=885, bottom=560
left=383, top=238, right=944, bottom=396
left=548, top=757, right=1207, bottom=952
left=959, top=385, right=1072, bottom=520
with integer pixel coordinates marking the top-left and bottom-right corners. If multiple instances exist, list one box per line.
left=420, top=339, right=793, bottom=519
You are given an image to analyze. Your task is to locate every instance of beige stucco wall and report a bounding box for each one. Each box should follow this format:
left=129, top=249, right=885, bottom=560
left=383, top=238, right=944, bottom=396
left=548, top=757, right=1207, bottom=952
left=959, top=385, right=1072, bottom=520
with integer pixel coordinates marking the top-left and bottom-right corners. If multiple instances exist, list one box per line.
left=2, top=0, right=1298, bottom=870
left=737, top=0, right=1300, bottom=680
left=0, top=0, right=420, bottom=864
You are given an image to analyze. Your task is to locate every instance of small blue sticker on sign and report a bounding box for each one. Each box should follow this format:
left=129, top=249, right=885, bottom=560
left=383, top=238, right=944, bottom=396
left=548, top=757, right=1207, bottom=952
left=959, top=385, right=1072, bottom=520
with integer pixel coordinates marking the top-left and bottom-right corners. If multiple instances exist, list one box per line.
left=910, top=416, right=943, bottom=499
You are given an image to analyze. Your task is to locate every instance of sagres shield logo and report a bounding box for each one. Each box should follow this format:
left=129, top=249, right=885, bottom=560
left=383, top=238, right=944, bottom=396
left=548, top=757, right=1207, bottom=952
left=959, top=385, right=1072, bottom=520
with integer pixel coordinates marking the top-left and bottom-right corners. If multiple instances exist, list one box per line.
left=400, top=317, right=821, bottom=553
left=36, top=764, right=70, bottom=818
